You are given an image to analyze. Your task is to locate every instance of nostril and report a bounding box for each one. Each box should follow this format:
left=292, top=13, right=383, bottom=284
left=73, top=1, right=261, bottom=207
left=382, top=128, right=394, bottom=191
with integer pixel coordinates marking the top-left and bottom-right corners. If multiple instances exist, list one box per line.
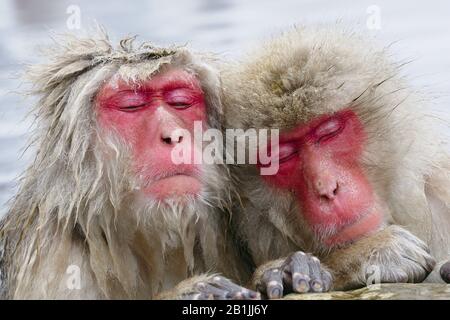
left=162, top=137, right=172, bottom=144
left=333, top=182, right=339, bottom=196
left=162, top=134, right=183, bottom=145
left=318, top=182, right=339, bottom=201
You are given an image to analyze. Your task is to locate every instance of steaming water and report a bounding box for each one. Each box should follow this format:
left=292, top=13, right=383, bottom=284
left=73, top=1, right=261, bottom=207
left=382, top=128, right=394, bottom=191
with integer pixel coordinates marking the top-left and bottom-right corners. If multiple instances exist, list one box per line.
left=0, top=0, right=449, bottom=217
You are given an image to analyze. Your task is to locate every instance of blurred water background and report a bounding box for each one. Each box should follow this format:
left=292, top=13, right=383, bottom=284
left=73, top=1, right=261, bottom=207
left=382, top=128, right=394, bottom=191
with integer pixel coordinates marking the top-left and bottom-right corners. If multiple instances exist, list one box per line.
left=0, top=0, right=449, bottom=217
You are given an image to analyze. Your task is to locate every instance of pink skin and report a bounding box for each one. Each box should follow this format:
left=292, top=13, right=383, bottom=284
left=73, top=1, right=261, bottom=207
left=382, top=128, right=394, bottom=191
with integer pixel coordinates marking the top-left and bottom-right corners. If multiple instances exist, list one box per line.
left=260, top=109, right=383, bottom=246
left=96, top=68, right=207, bottom=200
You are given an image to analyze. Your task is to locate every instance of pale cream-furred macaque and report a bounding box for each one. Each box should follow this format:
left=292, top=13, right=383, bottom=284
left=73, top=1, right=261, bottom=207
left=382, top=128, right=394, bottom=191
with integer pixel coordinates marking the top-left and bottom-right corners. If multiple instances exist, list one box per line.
left=222, top=26, right=450, bottom=297
left=0, top=32, right=256, bottom=299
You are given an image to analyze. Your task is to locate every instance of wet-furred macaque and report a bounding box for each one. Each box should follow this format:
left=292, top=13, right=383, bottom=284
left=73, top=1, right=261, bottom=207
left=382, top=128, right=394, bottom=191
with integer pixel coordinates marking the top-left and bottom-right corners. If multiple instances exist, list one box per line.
left=222, top=26, right=450, bottom=297
left=0, top=32, right=256, bottom=299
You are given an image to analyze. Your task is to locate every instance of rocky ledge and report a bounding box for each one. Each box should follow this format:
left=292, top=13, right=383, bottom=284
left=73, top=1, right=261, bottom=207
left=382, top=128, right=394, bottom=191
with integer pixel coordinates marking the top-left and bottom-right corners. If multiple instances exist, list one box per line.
left=284, top=284, right=450, bottom=300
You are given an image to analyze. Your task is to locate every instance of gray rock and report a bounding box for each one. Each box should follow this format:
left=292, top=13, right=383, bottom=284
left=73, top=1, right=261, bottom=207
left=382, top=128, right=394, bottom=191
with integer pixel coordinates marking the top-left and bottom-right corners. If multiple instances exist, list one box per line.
left=284, top=284, right=450, bottom=300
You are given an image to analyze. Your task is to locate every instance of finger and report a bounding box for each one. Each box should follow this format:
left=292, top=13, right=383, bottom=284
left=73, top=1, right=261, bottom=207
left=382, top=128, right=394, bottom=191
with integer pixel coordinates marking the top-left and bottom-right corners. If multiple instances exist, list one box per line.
left=379, top=266, right=408, bottom=283
left=211, top=276, right=244, bottom=292
left=261, top=268, right=284, bottom=299
left=424, top=254, right=437, bottom=273
left=211, top=276, right=260, bottom=300
left=400, top=253, right=434, bottom=283
left=321, top=269, right=333, bottom=292
left=180, top=292, right=213, bottom=300
left=307, top=255, right=324, bottom=292
left=195, top=282, right=229, bottom=300
left=440, top=261, right=450, bottom=283
left=286, top=252, right=311, bottom=293
left=417, top=255, right=436, bottom=282
left=227, top=289, right=261, bottom=300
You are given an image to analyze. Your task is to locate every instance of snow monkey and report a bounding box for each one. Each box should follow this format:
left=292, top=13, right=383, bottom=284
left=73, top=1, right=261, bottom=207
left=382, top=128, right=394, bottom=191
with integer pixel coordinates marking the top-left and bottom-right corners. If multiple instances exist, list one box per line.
left=0, top=32, right=258, bottom=300
left=222, top=26, right=450, bottom=298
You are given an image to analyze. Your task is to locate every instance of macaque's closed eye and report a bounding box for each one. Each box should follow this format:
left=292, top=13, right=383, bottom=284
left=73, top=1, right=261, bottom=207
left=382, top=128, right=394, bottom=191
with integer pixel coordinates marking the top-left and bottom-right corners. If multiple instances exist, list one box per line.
left=314, top=117, right=345, bottom=143
left=164, top=88, right=200, bottom=109
left=105, top=91, right=148, bottom=112
left=277, top=143, right=299, bottom=163
left=101, top=87, right=200, bottom=113
left=271, top=112, right=350, bottom=168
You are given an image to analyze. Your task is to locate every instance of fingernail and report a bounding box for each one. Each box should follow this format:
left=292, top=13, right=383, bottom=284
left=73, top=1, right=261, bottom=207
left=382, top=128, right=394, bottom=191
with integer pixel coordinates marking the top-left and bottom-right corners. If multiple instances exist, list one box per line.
left=311, top=280, right=323, bottom=292
left=234, top=292, right=244, bottom=299
left=295, top=279, right=309, bottom=293
left=269, top=287, right=281, bottom=298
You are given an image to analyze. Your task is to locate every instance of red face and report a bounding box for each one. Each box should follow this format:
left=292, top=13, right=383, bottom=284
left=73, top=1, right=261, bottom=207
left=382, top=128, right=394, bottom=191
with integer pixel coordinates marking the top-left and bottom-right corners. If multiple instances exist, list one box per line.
left=260, top=109, right=383, bottom=246
left=96, top=68, right=207, bottom=200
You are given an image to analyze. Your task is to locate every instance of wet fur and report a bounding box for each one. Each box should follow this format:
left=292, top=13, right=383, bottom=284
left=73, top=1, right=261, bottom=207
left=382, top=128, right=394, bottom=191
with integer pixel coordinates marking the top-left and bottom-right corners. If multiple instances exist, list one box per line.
left=0, top=31, right=250, bottom=299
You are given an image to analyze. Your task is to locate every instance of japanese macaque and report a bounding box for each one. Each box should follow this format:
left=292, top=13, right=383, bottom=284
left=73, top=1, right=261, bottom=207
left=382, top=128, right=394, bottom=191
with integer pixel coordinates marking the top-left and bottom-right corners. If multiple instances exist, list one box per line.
left=222, top=26, right=450, bottom=297
left=0, top=32, right=256, bottom=299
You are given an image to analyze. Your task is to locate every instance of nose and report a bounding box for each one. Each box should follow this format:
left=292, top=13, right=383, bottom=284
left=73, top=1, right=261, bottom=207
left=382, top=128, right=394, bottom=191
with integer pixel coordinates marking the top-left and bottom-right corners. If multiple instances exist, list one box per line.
left=156, top=106, right=187, bottom=146
left=302, top=148, right=340, bottom=201
left=161, top=128, right=184, bottom=145
left=315, top=179, right=339, bottom=201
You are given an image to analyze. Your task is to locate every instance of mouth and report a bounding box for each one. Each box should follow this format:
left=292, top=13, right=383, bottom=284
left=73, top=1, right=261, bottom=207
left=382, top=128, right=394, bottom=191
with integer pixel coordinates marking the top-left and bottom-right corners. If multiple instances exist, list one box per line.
left=140, top=169, right=202, bottom=200
left=154, top=172, right=195, bottom=181
left=322, top=209, right=383, bottom=246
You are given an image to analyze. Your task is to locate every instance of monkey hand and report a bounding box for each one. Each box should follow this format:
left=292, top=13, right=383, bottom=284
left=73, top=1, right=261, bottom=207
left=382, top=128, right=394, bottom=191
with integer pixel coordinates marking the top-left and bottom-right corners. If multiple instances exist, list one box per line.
left=364, top=226, right=436, bottom=284
left=252, top=251, right=333, bottom=299
left=158, top=274, right=260, bottom=300
left=324, top=225, right=436, bottom=290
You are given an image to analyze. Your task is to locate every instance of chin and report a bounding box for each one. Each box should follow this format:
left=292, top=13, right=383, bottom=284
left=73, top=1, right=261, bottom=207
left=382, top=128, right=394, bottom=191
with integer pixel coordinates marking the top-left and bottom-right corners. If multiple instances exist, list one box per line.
left=143, top=175, right=202, bottom=202
left=320, top=208, right=384, bottom=248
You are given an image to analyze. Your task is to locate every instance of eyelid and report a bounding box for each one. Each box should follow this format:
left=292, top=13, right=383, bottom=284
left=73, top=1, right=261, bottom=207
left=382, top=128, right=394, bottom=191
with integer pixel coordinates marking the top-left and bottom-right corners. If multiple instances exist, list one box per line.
left=315, top=117, right=344, bottom=141
left=167, top=95, right=192, bottom=102
left=106, top=92, right=147, bottom=106
left=165, top=90, right=196, bottom=109
left=170, top=103, right=192, bottom=110
left=165, top=87, right=192, bottom=95
left=118, top=103, right=147, bottom=112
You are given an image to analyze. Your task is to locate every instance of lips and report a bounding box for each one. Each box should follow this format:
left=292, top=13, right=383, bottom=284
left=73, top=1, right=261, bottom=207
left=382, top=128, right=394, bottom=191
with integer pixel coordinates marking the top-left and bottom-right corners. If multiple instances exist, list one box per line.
left=323, top=209, right=383, bottom=246
left=157, top=172, right=193, bottom=180
left=144, top=174, right=202, bottom=200
left=138, top=162, right=200, bottom=187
